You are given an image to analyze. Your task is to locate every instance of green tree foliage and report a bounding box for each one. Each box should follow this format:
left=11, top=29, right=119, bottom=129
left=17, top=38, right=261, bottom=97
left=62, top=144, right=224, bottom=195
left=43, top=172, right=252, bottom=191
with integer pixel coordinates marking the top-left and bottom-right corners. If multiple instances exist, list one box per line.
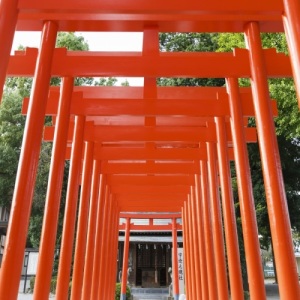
left=56, top=32, right=89, bottom=51
left=216, top=33, right=300, bottom=249
left=115, top=283, right=131, bottom=300
left=0, top=32, right=117, bottom=248
left=0, top=91, right=25, bottom=207
left=158, top=33, right=250, bottom=291
left=158, top=33, right=225, bottom=87
left=166, top=31, right=300, bottom=288
left=95, top=77, right=118, bottom=86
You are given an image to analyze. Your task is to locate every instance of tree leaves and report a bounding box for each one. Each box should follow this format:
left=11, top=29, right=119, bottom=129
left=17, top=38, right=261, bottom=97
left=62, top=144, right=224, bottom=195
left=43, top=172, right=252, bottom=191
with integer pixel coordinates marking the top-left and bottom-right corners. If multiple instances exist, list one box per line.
left=0, top=32, right=108, bottom=247
left=158, top=33, right=225, bottom=87
left=0, top=91, right=25, bottom=207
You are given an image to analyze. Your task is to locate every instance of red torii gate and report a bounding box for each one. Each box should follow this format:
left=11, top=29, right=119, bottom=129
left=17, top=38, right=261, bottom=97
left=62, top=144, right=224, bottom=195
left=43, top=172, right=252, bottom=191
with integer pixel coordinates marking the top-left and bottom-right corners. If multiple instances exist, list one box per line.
left=0, top=0, right=300, bottom=300
left=22, top=80, right=261, bottom=300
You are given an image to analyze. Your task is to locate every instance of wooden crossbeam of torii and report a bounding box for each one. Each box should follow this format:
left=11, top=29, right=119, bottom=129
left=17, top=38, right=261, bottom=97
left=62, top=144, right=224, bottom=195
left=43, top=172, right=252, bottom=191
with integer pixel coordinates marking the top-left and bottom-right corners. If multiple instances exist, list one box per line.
left=22, top=86, right=277, bottom=144
left=16, top=0, right=284, bottom=32
left=21, top=84, right=271, bottom=210
left=42, top=123, right=257, bottom=144
left=114, top=179, right=191, bottom=211
left=8, top=47, right=291, bottom=78
left=107, top=175, right=195, bottom=186
left=25, top=83, right=264, bottom=212
left=22, top=83, right=266, bottom=212
left=22, top=86, right=278, bottom=118
left=22, top=86, right=272, bottom=165
left=119, top=213, right=182, bottom=231
left=69, top=146, right=210, bottom=161
left=115, top=188, right=190, bottom=212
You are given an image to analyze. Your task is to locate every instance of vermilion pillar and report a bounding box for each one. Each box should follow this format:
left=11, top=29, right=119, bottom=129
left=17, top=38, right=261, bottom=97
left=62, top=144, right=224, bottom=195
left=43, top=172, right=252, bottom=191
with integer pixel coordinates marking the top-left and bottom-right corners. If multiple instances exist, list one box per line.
left=245, top=22, right=300, bottom=299
left=105, top=201, right=115, bottom=299
left=81, top=159, right=101, bottom=300
left=102, top=195, right=114, bottom=299
left=71, top=141, right=95, bottom=300
left=56, top=115, right=85, bottom=299
left=215, top=117, right=244, bottom=300
left=190, top=187, right=201, bottom=300
left=121, top=218, right=131, bottom=300
left=98, top=187, right=111, bottom=298
left=34, top=77, right=74, bottom=299
left=91, top=175, right=106, bottom=298
left=109, top=206, right=120, bottom=299
left=182, top=203, right=192, bottom=299
left=0, top=0, right=18, bottom=101
left=187, top=198, right=197, bottom=299
left=206, top=142, right=229, bottom=300
left=282, top=0, right=300, bottom=107
left=200, top=161, right=218, bottom=299
left=172, top=218, right=180, bottom=300
left=195, top=175, right=208, bottom=300
left=0, top=21, right=58, bottom=300
left=184, top=200, right=194, bottom=298
left=227, top=77, right=266, bottom=299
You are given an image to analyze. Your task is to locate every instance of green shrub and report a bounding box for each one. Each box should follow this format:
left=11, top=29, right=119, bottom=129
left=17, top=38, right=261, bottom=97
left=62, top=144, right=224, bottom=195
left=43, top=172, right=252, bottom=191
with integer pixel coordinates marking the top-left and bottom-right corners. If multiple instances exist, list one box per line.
left=50, top=277, right=57, bottom=294
left=28, top=276, right=71, bottom=298
left=244, top=291, right=250, bottom=300
left=29, top=276, right=35, bottom=293
left=115, top=283, right=131, bottom=300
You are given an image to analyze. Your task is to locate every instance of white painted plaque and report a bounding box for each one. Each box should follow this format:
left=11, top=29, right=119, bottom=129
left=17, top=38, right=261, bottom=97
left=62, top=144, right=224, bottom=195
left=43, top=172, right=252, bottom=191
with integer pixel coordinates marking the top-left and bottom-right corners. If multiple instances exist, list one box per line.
left=177, top=248, right=185, bottom=294
left=27, top=252, right=39, bottom=275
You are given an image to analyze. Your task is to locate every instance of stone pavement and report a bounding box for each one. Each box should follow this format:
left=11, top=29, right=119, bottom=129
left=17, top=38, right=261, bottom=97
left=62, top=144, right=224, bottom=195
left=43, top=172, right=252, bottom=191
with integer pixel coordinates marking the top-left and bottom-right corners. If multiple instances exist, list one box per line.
left=17, top=284, right=280, bottom=299
left=265, top=283, right=280, bottom=300
left=131, top=284, right=281, bottom=300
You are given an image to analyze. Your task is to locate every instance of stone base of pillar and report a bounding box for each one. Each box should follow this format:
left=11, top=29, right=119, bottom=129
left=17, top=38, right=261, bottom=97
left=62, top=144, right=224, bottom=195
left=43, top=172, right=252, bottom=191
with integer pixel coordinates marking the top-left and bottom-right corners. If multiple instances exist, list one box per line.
left=120, top=294, right=126, bottom=300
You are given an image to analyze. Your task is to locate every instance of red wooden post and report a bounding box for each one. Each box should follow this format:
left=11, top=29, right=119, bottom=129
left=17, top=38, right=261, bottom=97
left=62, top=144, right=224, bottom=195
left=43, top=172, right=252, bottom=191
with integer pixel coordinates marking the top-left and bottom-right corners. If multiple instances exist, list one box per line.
left=34, top=77, right=74, bottom=299
left=98, top=187, right=111, bottom=298
left=90, top=175, right=106, bottom=298
left=0, top=0, right=18, bottom=102
left=182, top=203, right=192, bottom=299
left=195, top=175, right=208, bottom=300
left=172, top=218, right=180, bottom=300
left=71, top=141, right=95, bottom=300
left=282, top=0, right=300, bottom=107
left=56, top=115, right=85, bottom=299
left=109, top=206, right=120, bottom=299
left=190, top=186, right=202, bottom=299
left=121, top=218, right=131, bottom=300
left=105, top=202, right=116, bottom=299
left=0, top=21, right=57, bottom=300
left=200, top=161, right=218, bottom=299
left=215, top=116, right=244, bottom=300
left=187, top=199, right=197, bottom=299
left=227, top=77, right=266, bottom=299
left=102, top=195, right=114, bottom=299
left=206, top=142, right=229, bottom=300
left=245, top=22, right=300, bottom=299
left=81, top=159, right=101, bottom=299
left=186, top=201, right=193, bottom=299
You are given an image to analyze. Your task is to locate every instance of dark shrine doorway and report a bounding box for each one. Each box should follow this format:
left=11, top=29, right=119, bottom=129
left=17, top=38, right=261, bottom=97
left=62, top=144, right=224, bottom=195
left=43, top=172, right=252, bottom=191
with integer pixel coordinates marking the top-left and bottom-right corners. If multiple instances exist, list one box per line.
left=135, top=244, right=167, bottom=287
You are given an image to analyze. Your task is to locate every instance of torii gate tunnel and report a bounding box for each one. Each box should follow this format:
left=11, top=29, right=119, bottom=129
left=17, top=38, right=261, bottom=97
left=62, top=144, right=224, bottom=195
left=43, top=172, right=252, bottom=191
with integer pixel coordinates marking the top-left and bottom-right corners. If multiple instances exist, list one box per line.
left=0, top=0, right=300, bottom=299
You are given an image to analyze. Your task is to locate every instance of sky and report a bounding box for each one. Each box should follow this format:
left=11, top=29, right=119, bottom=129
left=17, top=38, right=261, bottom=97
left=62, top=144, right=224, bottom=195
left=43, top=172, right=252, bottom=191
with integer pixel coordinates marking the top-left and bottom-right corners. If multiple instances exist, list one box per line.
left=12, top=31, right=144, bottom=86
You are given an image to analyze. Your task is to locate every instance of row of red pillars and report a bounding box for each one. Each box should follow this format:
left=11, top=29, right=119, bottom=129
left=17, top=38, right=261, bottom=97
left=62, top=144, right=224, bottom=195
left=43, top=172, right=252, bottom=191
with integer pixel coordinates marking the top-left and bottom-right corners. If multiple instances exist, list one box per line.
left=0, top=22, right=299, bottom=300
left=0, top=1, right=300, bottom=300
